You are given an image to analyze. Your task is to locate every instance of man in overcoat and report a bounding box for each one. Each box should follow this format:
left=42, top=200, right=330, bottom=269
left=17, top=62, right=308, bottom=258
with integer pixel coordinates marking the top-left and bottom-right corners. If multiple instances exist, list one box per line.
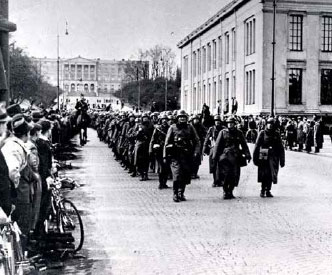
left=253, top=118, right=285, bottom=198
left=164, top=110, right=200, bottom=202
left=212, top=117, right=251, bottom=199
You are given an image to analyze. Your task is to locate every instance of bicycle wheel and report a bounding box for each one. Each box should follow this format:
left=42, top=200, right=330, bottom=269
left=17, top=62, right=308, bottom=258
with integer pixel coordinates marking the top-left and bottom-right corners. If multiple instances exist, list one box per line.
left=58, top=199, right=84, bottom=252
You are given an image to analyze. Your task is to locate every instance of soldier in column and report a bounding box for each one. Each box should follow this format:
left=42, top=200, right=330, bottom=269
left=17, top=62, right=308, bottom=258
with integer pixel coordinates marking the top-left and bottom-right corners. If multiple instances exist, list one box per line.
left=149, top=114, right=170, bottom=189
left=253, top=118, right=285, bottom=197
left=191, top=114, right=206, bottom=179
left=134, top=113, right=154, bottom=181
left=203, top=115, right=225, bottom=187
left=212, top=117, right=251, bottom=199
left=164, top=110, right=200, bottom=202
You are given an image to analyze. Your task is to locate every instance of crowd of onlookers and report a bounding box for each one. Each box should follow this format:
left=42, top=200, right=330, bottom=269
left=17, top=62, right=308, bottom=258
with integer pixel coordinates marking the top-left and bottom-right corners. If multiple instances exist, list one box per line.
left=0, top=103, right=77, bottom=257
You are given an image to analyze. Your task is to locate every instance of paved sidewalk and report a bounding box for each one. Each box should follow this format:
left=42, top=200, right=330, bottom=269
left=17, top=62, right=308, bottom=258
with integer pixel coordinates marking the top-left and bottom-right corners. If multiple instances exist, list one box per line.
left=60, top=129, right=332, bottom=275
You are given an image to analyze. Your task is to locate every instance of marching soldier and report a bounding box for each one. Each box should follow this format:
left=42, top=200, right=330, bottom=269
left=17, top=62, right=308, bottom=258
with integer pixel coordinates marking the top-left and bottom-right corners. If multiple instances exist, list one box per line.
left=212, top=117, right=251, bottom=199
left=191, top=114, right=206, bottom=179
left=134, top=113, right=154, bottom=181
left=203, top=115, right=225, bottom=187
left=164, top=110, right=200, bottom=202
left=149, top=114, right=170, bottom=189
left=253, top=118, right=285, bottom=197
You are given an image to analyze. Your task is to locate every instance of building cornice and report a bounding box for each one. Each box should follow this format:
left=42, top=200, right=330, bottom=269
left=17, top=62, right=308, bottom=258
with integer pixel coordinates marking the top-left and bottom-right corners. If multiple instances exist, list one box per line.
left=177, top=0, right=250, bottom=49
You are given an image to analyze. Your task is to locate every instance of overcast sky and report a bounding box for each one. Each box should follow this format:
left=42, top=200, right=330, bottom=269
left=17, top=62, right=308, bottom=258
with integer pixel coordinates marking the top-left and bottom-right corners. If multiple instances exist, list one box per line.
left=9, top=0, right=230, bottom=61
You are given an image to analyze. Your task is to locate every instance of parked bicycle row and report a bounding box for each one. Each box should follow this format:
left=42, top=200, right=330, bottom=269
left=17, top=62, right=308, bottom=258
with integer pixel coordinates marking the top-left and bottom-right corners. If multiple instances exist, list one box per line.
left=0, top=103, right=84, bottom=274
left=91, top=108, right=328, bottom=202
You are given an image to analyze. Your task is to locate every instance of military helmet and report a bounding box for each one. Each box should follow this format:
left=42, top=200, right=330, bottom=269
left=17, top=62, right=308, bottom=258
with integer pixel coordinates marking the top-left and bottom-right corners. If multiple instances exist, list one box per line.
left=166, top=111, right=173, bottom=116
left=214, top=115, right=222, bottom=121
left=191, top=114, right=200, bottom=120
left=141, top=112, right=150, bottom=119
left=267, top=118, right=275, bottom=124
left=128, top=113, right=136, bottom=119
left=159, top=114, right=168, bottom=120
left=176, top=109, right=188, bottom=118
left=226, top=116, right=236, bottom=124
left=151, top=111, right=159, bottom=117
left=168, top=115, right=174, bottom=121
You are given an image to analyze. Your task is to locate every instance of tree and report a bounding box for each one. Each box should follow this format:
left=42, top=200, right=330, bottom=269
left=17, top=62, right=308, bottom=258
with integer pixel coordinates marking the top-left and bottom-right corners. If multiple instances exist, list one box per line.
left=9, top=46, right=58, bottom=107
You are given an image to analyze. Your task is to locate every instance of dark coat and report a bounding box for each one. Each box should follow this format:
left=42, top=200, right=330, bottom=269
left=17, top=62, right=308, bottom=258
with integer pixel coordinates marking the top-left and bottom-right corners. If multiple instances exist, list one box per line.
left=149, top=124, right=169, bottom=159
left=253, top=130, right=285, bottom=184
left=212, top=128, right=251, bottom=187
left=0, top=150, right=12, bottom=216
left=36, top=138, right=52, bottom=192
left=164, top=123, right=200, bottom=183
left=203, top=125, right=223, bottom=173
left=134, top=122, right=154, bottom=168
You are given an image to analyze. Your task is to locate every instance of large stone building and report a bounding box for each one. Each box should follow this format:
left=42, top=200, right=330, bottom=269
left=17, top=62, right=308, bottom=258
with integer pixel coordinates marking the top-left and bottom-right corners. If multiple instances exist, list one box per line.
left=178, top=0, right=332, bottom=116
left=0, top=0, right=16, bottom=103
left=32, top=56, right=148, bottom=110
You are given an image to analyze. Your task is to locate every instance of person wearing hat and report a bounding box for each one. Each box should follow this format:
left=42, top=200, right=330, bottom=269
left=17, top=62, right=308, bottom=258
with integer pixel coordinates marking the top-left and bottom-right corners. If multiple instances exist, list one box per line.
left=212, top=116, right=251, bottom=199
left=203, top=114, right=225, bottom=187
left=164, top=110, right=201, bottom=202
left=0, top=105, right=13, bottom=217
left=134, top=112, right=154, bottom=181
left=190, top=114, right=206, bottom=179
left=149, top=114, right=170, bottom=189
left=26, top=123, right=42, bottom=231
left=253, top=118, right=285, bottom=198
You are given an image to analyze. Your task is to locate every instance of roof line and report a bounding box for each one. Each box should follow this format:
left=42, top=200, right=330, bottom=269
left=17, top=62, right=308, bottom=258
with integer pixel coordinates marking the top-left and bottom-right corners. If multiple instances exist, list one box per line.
left=177, top=0, right=250, bottom=48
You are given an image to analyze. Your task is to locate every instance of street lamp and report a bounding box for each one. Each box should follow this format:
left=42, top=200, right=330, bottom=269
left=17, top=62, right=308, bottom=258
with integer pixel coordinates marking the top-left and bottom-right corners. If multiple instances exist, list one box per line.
left=271, top=0, right=277, bottom=116
left=161, top=48, right=171, bottom=111
left=57, top=21, right=69, bottom=110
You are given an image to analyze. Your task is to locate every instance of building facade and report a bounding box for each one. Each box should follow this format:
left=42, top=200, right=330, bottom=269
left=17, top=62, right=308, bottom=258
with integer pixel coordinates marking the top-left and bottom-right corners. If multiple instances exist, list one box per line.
left=0, top=0, right=16, bottom=103
left=178, top=0, right=332, bottom=116
left=32, top=56, right=148, bottom=110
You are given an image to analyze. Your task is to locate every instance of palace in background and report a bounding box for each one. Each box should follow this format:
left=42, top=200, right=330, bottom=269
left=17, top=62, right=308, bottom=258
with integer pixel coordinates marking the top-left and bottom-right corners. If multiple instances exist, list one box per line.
left=32, top=56, right=148, bottom=110
left=178, top=0, right=332, bottom=116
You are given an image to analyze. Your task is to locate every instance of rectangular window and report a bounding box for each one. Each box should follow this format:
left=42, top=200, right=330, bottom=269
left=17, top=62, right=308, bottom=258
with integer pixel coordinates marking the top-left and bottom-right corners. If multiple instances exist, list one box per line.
left=245, top=69, right=256, bottom=105
left=184, top=56, right=189, bottom=80
left=225, top=77, right=229, bottom=100
left=203, top=47, right=207, bottom=73
left=321, top=69, right=332, bottom=105
left=218, top=36, right=222, bottom=68
left=208, top=83, right=211, bottom=106
left=213, top=40, right=217, bottom=69
left=289, top=69, right=302, bottom=104
left=193, top=87, right=197, bottom=111
left=225, top=33, right=230, bottom=64
left=207, top=43, right=212, bottom=71
left=203, top=84, right=206, bottom=104
left=197, top=49, right=201, bottom=76
left=212, top=81, right=217, bottom=109
left=84, top=65, right=89, bottom=80
left=198, top=82, right=201, bottom=109
left=245, top=18, right=256, bottom=55
left=77, top=65, right=82, bottom=80
left=193, top=51, right=197, bottom=77
left=70, top=64, right=75, bottom=80
left=322, top=16, right=332, bottom=52
left=232, top=73, right=236, bottom=98
left=232, top=28, right=236, bottom=61
left=90, top=65, right=95, bottom=80
left=289, top=15, right=303, bottom=51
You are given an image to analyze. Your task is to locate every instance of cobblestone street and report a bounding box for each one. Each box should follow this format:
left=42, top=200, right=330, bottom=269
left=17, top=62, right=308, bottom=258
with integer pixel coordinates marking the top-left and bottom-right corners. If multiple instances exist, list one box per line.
left=61, top=129, right=332, bottom=275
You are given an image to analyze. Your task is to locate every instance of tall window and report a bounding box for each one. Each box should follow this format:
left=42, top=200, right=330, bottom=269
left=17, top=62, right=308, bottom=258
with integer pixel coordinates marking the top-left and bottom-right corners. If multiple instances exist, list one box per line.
left=218, top=36, right=222, bottom=68
left=207, top=43, right=212, bottom=71
left=193, top=87, right=197, bottom=111
left=232, top=28, right=236, bottom=61
left=321, top=69, right=332, bottom=105
left=245, top=69, right=255, bottom=105
left=70, top=65, right=75, bottom=80
left=203, top=47, right=207, bottom=73
left=208, top=83, right=211, bottom=106
left=183, top=56, right=189, bottom=80
left=84, top=65, right=89, bottom=79
left=213, top=40, right=217, bottom=69
left=225, top=77, right=229, bottom=100
left=225, top=33, right=230, bottom=64
left=289, top=69, right=302, bottom=104
left=193, top=51, right=197, bottom=77
left=64, top=64, right=69, bottom=80
left=197, top=49, right=201, bottom=76
left=212, top=80, right=217, bottom=109
left=289, top=15, right=303, bottom=51
left=90, top=65, right=95, bottom=80
left=77, top=65, right=82, bottom=80
left=245, top=18, right=256, bottom=55
left=322, top=17, right=332, bottom=52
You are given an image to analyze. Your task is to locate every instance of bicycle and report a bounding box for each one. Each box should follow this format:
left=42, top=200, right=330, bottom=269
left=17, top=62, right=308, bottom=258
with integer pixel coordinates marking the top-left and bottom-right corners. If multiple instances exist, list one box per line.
left=0, top=215, right=25, bottom=275
left=44, top=178, right=84, bottom=253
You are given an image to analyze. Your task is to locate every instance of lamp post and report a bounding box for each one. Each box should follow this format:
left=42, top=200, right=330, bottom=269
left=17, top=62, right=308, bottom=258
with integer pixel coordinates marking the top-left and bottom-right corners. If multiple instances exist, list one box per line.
left=161, top=48, right=171, bottom=111
left=57, top=22, right=69, bottom=110
left=136, top=66, right=141, bottom=111
left=271, top=0, right=277, bottom=116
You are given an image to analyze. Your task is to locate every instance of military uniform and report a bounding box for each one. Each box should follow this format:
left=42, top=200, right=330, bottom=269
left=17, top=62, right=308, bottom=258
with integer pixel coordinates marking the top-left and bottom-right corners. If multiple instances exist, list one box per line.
left=212, top=118, right=251, bottom=199
left=149, top=115, right=170, bottom=189
left=164, top=110, right=200, bottom=202
left=203, top=115, right=225, bottom=187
